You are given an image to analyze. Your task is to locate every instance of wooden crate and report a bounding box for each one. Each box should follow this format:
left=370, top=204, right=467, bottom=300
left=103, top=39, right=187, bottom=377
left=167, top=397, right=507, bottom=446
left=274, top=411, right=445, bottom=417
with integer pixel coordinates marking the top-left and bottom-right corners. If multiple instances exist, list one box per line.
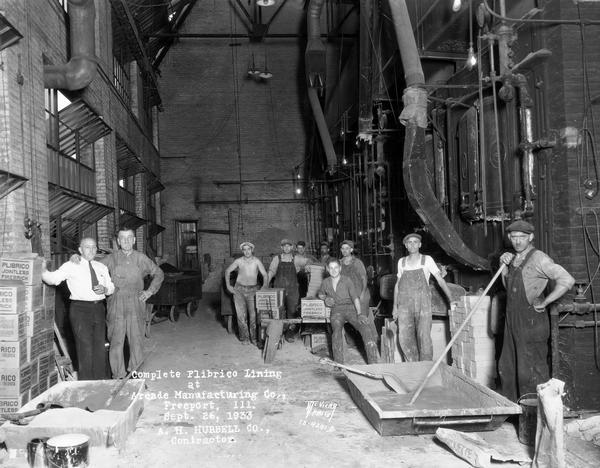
left=255, top=288, right=284, bottom=310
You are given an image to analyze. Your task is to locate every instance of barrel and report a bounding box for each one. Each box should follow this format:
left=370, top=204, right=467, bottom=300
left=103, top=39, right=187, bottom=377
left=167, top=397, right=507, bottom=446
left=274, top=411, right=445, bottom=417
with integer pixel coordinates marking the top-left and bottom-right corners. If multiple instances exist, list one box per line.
left=45, top=433, right=90, bottom=468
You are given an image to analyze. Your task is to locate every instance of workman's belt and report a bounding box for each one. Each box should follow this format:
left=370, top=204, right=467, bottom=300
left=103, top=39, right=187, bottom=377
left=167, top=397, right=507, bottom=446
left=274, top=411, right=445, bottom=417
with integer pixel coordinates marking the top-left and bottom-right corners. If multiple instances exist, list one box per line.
left=235, top=284, right=258, bottom=290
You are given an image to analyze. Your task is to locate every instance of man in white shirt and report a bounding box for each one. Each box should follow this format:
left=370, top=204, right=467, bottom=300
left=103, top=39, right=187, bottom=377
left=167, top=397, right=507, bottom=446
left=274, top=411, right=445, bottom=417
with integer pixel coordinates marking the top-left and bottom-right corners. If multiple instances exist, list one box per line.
left=42, top=237, right=114, bottom=379
left=392, top=233, right=452, bottom=361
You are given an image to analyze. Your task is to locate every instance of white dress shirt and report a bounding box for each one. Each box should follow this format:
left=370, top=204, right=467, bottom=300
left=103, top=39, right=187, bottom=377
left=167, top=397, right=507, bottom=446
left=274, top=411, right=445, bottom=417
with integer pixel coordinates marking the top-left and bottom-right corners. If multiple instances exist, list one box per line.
left=42, top=259, right=115, bottom=301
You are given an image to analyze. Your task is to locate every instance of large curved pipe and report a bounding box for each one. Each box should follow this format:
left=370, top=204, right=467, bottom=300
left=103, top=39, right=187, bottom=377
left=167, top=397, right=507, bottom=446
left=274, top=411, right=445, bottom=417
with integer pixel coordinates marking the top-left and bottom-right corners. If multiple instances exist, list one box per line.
left=389, top=0, right=489, bottom=270
left=44, top=0, right=97, bottom=90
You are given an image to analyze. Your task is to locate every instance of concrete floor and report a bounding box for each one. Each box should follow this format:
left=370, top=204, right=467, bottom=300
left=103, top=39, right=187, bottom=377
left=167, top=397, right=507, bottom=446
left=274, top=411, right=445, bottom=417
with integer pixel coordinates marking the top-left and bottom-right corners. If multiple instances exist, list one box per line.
left=0, top=296, right=565, bottom=467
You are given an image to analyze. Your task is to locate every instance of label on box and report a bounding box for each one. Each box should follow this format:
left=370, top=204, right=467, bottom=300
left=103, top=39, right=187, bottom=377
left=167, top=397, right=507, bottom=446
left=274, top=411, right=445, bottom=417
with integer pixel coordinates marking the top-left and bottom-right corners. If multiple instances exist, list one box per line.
left=255, top=289, right=284, bottom=310
left=0, top=257, right=43, bottom=285
left=301, top=299, right=327, bottom=318
left=0, top=340, right=27, bottom=367
left=0, top=397, right=23, bottom=414
left=0, top=280, right=25, bottom=314
left=0, top=314, right=26, bottom=341
left=0, top=367, right=31, bottom=397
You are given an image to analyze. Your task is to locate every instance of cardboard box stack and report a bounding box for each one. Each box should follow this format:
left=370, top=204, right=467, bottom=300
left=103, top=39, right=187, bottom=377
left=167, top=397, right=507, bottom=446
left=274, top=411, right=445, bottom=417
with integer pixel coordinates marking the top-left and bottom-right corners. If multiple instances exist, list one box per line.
left=255, top=288, right=285, bottom=319
left=449, top=295, right=497, bottom=388
left=0, top=254, right=57, bottom=412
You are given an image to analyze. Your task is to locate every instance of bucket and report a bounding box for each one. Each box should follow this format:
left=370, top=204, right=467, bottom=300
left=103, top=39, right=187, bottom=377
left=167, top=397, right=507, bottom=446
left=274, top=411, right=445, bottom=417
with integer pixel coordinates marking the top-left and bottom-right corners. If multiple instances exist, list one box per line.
left=517, top=393, right=538, bottom=446
left=45, top=433, right=90, bottom=468
left=27, top=437, right=48, bottom=468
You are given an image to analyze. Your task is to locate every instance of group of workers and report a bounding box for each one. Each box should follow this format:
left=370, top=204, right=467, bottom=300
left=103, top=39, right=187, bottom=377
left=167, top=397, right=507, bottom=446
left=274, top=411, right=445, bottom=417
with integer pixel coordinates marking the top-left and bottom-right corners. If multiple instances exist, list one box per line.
left=226, top=219, right=575, bottom=403
left=42, top=228, right=165, bottom=380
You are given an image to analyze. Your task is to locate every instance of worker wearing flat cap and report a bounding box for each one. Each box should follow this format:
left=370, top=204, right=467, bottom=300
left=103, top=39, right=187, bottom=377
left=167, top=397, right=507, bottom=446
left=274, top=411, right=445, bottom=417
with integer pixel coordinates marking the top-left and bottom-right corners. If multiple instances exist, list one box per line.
left=267, top=238, right=300, bottom=341
left=340, top=240, right=378, bottom=343
left=498, top=220, right=574, bottom=401
left=392, top=233, right=453, bottom=361
left=224, top=241, right=268, bottom=346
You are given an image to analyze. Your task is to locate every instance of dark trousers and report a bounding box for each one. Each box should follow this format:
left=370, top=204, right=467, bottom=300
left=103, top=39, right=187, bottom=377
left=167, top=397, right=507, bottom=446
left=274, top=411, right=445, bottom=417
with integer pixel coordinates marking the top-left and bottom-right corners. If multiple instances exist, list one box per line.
left=70, top=301, right=107, bottom=380
left=330, top=304, right=379, bottom=364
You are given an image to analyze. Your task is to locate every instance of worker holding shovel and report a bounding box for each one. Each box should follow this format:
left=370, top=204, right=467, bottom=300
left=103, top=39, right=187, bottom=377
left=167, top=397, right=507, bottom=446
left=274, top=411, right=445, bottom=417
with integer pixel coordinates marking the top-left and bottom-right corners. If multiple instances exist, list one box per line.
left=498, top=220, right=574, bottom=402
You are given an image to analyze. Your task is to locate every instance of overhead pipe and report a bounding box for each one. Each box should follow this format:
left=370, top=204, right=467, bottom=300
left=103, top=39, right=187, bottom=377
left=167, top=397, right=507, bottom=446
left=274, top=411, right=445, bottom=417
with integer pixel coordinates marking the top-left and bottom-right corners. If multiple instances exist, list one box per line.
left=388, top=0, right=489, bottom=270
left=44, top=0, right=97, bottom=90
left=357, top=0, right=373, bottom=138
left=306, top=0, right=337, bottom=172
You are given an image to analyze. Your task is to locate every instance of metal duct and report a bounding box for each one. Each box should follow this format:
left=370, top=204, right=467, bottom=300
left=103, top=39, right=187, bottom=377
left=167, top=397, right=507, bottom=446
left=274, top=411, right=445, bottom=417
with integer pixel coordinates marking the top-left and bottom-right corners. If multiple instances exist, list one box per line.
left=389, top=0, right=490, bottom=270
left=308, top=88, right=337, bottom=172
left=358, top=0, right=373, bottom=137
left=306, top=0, right=337, bottom=172
left=44, top=0, right=97, bottom=90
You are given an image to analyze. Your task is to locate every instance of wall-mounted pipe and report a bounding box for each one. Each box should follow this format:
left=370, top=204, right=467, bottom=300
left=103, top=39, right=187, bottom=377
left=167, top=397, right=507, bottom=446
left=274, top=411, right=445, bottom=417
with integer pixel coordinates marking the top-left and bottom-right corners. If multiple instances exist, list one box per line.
left=44, top=0, right=97, bottom=90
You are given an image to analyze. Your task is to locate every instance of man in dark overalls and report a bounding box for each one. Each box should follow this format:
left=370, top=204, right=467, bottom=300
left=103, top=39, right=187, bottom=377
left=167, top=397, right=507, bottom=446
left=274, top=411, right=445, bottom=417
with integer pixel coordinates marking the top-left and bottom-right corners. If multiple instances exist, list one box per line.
left=498, top=221, right=574, bottom=401
left=267, top=239, right=300, bottom=342
left=392, top=233, right=453, bottom=361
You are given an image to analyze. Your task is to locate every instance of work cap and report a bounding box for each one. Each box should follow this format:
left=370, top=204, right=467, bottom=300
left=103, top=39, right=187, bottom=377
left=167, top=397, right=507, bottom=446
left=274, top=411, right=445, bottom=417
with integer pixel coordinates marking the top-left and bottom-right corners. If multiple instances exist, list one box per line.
left=320, top=240, right=329, bottom=247
left=296, top=241, right=306, bottom=247
left=280, top=238, right=294, bottom=246
left=340, top=239, right=354, bottom=248
left=506, top=220, right=534, bottom=234
left=402, top=233, right=422, bottom=244
left=239, top=242, right=255, bottom=250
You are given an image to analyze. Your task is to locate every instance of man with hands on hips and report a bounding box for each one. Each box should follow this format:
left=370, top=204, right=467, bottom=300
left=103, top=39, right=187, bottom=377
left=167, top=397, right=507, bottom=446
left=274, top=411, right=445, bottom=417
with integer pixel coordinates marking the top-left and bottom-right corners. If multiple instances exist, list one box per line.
left=498, top=220, right=574, bottom=401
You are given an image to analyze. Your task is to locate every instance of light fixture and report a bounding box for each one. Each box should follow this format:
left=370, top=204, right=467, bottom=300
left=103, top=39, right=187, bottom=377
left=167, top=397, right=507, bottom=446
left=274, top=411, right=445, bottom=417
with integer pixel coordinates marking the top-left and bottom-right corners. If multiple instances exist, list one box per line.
left=583, top=178, right=598, bottom=199
left=247, top=53, right=260, bottom=76
left=466, top=0, right=477, bottom=70
left=295, top=187, right=302, bottom=195
left=452, top=0, right=461, bottom=12
left=257, top=0, right=275, bottom=6
left=467, top=46, right=477, bottom=69
left=259, top=52, right=272, bottom=80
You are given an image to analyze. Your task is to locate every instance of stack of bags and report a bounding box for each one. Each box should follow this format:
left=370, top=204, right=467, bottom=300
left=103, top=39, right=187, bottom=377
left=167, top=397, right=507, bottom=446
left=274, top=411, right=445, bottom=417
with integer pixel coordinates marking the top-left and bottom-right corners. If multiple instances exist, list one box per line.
left=449, top=295, right=497, bottom=388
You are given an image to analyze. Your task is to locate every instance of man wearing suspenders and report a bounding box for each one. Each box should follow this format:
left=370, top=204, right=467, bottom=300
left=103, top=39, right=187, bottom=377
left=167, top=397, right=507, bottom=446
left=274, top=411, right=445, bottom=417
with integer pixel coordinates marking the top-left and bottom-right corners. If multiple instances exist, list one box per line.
left=392, top=233, right=453, bottom=361
left=499, top=220, right=574, bottom=401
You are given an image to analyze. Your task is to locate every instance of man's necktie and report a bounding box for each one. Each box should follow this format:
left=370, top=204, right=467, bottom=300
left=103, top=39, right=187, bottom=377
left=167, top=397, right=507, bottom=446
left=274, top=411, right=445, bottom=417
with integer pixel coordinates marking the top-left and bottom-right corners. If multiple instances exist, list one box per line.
left=89, top=261, right=99, bottom=288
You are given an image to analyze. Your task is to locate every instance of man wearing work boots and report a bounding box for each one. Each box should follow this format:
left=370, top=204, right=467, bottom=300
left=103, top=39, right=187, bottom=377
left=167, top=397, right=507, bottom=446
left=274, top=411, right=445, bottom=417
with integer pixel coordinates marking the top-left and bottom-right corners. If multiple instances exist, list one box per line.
left=392, top=233, right=453, bottom=362
left=268, top=239, right=299, bottom=342
left=318, top=258, right=379, bottom=364
left=224, top=241, right=268, bottom=346
left=498, top=220, right=574, bottom=401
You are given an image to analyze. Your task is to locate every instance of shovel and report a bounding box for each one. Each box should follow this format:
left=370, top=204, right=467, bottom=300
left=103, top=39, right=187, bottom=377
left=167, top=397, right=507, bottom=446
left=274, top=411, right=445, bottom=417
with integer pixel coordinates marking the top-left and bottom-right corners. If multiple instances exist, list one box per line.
left=319, top=357, right=409, bottom=394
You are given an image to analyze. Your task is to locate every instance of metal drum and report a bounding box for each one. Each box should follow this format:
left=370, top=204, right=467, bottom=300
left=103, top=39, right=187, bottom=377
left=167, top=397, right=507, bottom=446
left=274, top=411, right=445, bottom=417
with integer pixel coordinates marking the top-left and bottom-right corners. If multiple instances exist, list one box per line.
left=45, top=433, right=90, bottom=468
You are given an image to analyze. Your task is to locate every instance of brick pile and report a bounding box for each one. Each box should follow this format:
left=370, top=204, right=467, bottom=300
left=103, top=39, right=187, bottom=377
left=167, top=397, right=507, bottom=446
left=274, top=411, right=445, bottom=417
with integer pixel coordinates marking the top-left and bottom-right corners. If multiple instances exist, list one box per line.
left=449, top=295, right=497, bottom=389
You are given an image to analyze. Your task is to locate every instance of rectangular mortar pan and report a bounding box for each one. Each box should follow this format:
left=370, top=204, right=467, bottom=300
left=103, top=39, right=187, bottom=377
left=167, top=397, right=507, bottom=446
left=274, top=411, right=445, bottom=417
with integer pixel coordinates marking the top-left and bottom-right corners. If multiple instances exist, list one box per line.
left=343, top=362, right=521, bottom=436
left=2, top=379, right=145, bottom=449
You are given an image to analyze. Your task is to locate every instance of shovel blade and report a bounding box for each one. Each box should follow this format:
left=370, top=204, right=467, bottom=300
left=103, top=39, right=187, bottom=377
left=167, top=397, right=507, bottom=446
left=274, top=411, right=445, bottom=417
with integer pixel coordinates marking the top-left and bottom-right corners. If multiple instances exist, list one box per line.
left=382, top=374, right=409, bottom=394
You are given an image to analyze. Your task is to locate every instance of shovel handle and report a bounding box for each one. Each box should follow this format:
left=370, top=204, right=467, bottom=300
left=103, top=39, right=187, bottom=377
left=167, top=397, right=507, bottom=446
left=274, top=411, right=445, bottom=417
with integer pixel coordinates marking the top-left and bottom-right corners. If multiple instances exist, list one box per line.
left=409, top=264, right=506, bottom=405
left=319, top=357, right=380, bottom=379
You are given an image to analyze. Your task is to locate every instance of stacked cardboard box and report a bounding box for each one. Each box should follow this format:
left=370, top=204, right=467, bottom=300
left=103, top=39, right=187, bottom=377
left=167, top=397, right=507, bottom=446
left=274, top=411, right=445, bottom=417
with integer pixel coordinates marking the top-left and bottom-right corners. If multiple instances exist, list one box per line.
left=0, top=255, right=57, bottom=410
left=255, top=288, right=285, bottom=319
left=449, top=295, right=497, bottom=388
left=300, top=299, right=330, bottom=320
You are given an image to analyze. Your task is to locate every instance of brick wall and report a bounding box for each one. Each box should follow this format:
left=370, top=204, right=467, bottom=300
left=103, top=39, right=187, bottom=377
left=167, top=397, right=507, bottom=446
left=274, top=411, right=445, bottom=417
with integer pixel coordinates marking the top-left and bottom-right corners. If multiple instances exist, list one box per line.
left=158, top=6, right=312, bottom=290
left=542, top=0, right=600, bottom=285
